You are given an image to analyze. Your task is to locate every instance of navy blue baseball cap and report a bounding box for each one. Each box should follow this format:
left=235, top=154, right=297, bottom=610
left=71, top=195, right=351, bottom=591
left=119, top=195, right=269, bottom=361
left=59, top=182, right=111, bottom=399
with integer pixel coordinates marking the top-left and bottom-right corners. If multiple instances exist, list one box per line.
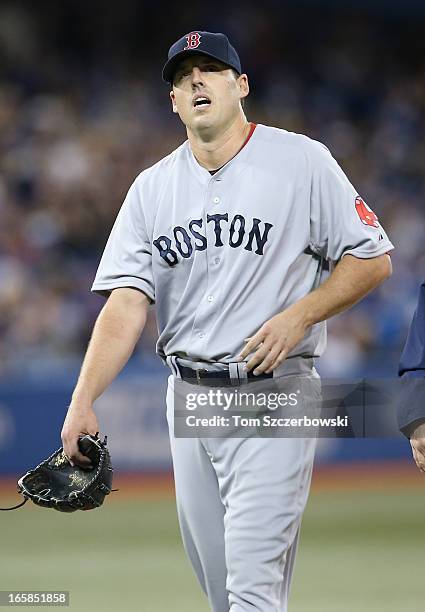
left=162, top=31, right=242, bottom=84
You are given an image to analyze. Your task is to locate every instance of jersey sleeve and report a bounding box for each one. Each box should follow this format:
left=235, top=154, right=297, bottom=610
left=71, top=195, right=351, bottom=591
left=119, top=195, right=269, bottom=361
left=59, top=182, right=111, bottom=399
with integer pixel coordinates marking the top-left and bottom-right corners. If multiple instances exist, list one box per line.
left=308, top=141, right=394, bottom=262
left=91, top=179, right=155, bottom=303
left=397, top=280, right=425, bottom=437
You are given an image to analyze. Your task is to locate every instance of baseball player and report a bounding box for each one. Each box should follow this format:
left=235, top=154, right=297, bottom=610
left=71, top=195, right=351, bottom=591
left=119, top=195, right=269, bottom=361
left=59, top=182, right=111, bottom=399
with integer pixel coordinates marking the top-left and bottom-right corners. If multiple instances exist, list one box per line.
left=61, top=31, right=394, bottom=611
left=398, top=280, right=425, bottom=472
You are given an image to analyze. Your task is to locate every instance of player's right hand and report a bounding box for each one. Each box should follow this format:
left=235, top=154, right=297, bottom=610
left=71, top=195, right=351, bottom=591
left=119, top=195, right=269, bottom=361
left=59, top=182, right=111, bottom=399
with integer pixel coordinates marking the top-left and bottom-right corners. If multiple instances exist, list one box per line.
left=409, top=421, right=425, bottom=474
left=61, top=402, right=100, bottom=468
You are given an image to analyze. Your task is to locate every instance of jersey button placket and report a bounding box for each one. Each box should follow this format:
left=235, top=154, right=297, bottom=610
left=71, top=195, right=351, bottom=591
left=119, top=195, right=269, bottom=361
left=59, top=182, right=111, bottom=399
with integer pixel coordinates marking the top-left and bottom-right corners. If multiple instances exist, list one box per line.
left=207, top=181, right=222, bottom=320
left=190, top=177, right=223, bottom=347
left=210, top=185, right=223, bottom=266
left=190, top=179, right=218, bottom=347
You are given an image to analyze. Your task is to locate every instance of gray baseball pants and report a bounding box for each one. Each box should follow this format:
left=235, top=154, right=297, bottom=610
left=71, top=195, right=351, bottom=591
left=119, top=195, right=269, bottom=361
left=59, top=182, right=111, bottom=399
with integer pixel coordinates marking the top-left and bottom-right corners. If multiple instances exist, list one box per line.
left=166, top=360, right=318, bottom=611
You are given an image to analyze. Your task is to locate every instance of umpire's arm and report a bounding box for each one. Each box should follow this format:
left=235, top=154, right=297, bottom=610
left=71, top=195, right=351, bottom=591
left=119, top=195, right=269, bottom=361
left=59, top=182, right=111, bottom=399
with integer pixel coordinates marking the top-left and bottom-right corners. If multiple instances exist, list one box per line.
left=398, top=280, right=425, bottom=473
left=61, top=287, right=150, bottom=467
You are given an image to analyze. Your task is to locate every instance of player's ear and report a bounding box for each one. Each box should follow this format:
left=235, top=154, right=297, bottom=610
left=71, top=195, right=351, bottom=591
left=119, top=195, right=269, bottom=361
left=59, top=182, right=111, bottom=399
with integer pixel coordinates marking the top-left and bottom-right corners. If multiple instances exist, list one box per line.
left=238, top=73, right=249, bottom=101
left=170, top=90, right=178, bottom=114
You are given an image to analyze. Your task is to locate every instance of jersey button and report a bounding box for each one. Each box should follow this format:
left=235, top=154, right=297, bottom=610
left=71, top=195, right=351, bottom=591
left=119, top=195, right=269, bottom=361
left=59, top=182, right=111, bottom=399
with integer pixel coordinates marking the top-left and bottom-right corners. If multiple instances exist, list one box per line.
left=214, top=257, right=220, bottom=264
left=198, top=332, right=205, bottom=339
left=213, top=196, right=220, bottom=204
left=207, top=295, right=214, bottom=302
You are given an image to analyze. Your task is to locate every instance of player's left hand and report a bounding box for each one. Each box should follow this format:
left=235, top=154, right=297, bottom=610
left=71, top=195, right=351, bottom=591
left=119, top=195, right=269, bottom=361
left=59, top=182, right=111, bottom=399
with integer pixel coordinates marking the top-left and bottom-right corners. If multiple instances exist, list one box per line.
left=237, top=306, right=308, bottom=375
left=410, top=421, right=425, bottom=474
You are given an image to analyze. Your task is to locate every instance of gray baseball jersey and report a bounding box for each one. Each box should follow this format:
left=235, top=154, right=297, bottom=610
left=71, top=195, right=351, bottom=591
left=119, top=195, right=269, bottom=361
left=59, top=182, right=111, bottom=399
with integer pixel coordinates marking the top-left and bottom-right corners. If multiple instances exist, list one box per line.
left=91, top=122, right=394, bottom=611
left=91, top=123, right=394, bottom=363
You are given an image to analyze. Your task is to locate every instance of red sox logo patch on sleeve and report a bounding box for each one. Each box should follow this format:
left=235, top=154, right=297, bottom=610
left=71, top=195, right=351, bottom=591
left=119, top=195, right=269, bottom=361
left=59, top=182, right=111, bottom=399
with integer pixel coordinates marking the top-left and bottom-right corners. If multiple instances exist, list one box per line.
left=355, top=196, right=379, bottom=228
left=184, top=32, right=202, bottom=50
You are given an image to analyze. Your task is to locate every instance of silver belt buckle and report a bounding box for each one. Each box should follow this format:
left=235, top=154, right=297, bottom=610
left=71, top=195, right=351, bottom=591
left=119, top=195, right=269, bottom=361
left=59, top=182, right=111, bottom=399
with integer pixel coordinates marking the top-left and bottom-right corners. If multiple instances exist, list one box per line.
left=196, top=368, right=208, bottom=384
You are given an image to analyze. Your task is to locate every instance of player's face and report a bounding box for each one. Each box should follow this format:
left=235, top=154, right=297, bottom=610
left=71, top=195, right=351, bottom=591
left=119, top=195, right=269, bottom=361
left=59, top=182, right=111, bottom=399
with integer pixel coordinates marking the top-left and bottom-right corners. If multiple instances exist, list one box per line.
left=169, top=55, right=249, bottom=135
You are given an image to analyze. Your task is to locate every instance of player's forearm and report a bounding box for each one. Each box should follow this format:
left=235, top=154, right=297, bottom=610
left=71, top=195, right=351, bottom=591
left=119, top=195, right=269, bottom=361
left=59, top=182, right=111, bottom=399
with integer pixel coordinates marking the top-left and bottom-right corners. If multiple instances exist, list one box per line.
left=72, top=288, right=150, bottom=405
left=289, top=253, right=392, bottom=328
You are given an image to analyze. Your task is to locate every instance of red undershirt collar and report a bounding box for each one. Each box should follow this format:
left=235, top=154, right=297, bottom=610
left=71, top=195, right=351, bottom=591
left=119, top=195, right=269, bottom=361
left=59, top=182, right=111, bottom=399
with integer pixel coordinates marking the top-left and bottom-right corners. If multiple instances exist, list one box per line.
left=209, top=122, right=257, bottom=175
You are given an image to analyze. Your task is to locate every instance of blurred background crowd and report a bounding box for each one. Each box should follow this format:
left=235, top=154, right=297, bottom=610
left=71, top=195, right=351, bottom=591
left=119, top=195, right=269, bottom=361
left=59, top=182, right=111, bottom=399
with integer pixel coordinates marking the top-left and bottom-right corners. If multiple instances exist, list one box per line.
left=1, top=0, right=424, bottom=380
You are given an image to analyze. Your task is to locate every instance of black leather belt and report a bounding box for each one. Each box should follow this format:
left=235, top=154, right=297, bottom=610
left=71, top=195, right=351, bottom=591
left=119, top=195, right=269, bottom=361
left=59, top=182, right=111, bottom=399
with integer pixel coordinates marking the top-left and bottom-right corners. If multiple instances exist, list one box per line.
left=178, top=364, right=273, bottom=387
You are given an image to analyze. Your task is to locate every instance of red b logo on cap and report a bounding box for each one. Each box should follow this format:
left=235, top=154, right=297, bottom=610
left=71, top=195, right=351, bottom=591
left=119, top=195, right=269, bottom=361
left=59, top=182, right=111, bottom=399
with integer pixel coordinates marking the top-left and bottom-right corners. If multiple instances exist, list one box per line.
left=184, top=32, right=201, bottom=50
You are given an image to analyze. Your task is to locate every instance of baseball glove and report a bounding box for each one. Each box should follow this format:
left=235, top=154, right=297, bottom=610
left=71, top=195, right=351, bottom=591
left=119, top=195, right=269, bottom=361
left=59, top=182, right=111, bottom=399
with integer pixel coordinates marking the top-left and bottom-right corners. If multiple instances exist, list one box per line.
left=0, top=434, right=115, bottom=512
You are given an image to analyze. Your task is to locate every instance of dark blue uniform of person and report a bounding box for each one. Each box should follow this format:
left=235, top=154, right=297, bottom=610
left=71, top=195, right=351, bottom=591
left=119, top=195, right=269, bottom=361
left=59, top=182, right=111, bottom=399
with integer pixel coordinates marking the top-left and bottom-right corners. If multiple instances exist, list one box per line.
left=398, top=280, right=425, bottom=437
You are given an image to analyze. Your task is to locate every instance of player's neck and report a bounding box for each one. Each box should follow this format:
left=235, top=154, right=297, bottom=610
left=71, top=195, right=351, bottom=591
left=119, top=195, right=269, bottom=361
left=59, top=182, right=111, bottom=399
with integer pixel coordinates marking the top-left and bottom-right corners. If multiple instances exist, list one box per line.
left=187, top=114, right=251, bottom=172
